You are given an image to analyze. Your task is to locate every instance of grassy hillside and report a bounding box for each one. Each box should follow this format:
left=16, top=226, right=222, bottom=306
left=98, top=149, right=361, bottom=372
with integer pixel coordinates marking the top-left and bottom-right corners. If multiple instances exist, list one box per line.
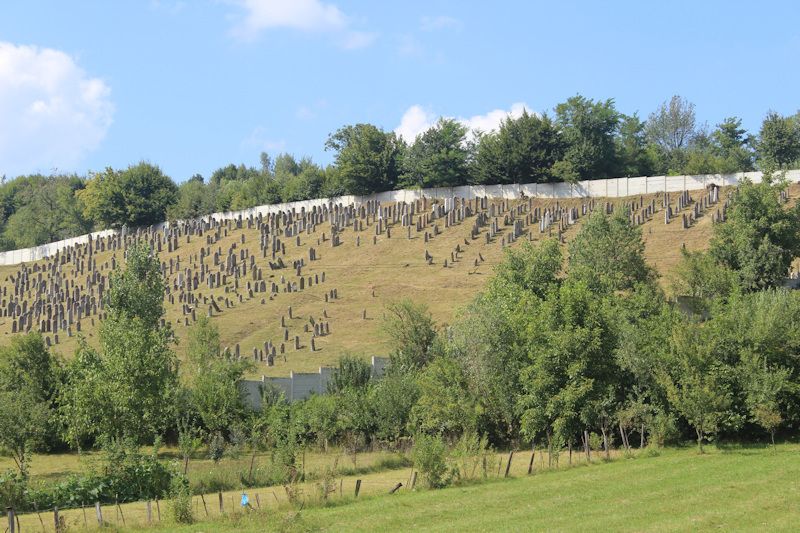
left=1, top=184, right=788, bottom=376
left=140, top=444, right=799, bottom=532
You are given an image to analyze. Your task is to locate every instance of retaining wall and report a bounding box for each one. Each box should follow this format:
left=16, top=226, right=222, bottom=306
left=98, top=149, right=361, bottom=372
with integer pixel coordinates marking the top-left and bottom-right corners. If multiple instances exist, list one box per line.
left=239, top=356, right=389, bottom=410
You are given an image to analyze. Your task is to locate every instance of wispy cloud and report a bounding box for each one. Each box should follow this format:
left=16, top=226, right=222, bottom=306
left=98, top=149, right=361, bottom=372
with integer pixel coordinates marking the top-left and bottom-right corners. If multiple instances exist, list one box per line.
left=395, top=103, right=532, bottom=143
left=420, top=15, right=462, bottom=31
left=229, top=0, right=377, bottom=49
left=149, top=0, right=187, bottom=15
left=242, top=126, right=285, bottom=152
left=295, top=99, right=328, bottom=121
left=0, top=42, right=114, bottom=177
left=339, top=30, right=378, bottom=50
left=397, top=34, right=424, bottom=57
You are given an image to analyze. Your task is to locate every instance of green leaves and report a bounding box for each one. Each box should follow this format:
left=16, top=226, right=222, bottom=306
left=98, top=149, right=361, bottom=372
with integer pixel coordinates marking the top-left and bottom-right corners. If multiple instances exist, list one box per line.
left=383, top=300, right=438, bottom=374
left=519, top=281, right=619, bottom=445
left=325, top=124, right=404, bottom=195
left=80, top=162, right=177, bottom=229
left=186, top=316, right=251, bottom=436
left=709, top=176, right=800, bottom=290
left=401, top=118, right=470, bottom=189
left=758, top=111, right=800, bottom=169
left=555, top=96, right=620, bottom=181
left=472, top=111, right=563, bottom=185
left=60, top=242, right=178, bottom=445
left=568, top=209, right=655, bottom=294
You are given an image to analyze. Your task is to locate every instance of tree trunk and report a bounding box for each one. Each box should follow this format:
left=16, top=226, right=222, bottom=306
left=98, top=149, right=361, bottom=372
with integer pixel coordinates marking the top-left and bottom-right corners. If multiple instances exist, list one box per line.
left=618, top=422, right=629, bottom=453
left=584, top=430, right=591, bottom=461
left=183, top=455, right=189, bottom=476
left=640, top=423, right=645, bottom=449
left=770, top=429, right=776, bottom=447
left=696, top=428, right=704, bottom=453
left=601, top=426, right=610, bottom=460
left=248, top=451, right=257, bottom=484
left=546, top=431, right=553, bottom=468
left=568, top=441, right=572, bottom=466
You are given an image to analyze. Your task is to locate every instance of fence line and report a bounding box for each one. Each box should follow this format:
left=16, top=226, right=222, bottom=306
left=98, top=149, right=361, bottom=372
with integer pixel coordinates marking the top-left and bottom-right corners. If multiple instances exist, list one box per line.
left=0, top=169, right=798, bottom=266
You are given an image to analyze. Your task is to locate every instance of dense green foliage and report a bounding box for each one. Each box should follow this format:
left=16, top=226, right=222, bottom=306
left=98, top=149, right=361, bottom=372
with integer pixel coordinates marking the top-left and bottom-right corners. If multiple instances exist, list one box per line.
left=79, top=162, right=178, bottom=229
left=0, top=96, right=796, bottom=252
left=59, top=243, right=178, bottom=446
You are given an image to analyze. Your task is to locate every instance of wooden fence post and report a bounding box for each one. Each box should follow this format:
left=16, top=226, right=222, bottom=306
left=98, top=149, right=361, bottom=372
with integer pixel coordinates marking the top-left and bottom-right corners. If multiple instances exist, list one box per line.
left=156, top=499, right=161, bottom=521
left=504, top=450, right=515, bottom=478
left=33, top=501, right=45, bottom=530
left=200, top=493, right=209, bottom=516
left=6, top=507, right=14, bottom=533
left=147, top=501, right=152, bottom=524
left=116, top=496, right=125, bottom=526
left=95, top=501, right=103, bottom=526
left=354, top=479, right=362, bottom=498
left=218, top=491, right=224, bottom=513
left=53, top=506, right=60, bottom=533
left=255, top=494, right=261, bottom=509
left=527, top=446, right=536, bottom=475
left=81, top=502, right=87, bottom=528
left=410, top=471, right=417, bottom=490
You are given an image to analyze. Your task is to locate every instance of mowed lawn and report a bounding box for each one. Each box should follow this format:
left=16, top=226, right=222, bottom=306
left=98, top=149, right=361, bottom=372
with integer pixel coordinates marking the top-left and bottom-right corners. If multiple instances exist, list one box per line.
left=149, top=445, right=800, bottom=532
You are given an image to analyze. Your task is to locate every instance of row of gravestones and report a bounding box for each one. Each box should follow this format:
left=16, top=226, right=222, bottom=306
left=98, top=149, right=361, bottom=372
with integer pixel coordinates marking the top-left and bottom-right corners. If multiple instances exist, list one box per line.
left=1, top=194, right=594, bottom=348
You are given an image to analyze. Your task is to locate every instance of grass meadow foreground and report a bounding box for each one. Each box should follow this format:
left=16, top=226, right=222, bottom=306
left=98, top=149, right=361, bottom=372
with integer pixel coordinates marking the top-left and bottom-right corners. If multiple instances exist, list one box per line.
left=12, top=444, right=786, bottom=532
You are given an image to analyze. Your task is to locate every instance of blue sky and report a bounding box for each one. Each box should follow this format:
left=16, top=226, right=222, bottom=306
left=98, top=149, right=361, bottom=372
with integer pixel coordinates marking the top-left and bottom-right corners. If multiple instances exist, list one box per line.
left=1, top=0, right=798, bottom=181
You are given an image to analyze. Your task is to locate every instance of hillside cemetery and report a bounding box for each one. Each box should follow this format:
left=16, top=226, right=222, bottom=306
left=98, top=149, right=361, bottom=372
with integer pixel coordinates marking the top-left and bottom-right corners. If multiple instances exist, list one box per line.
left=0, top=182, right=735, bottom=376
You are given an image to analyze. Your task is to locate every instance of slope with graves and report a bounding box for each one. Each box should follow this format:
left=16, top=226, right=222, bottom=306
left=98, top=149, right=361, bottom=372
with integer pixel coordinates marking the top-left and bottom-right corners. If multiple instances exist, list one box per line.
left=0, top=184, right=770, bottom=377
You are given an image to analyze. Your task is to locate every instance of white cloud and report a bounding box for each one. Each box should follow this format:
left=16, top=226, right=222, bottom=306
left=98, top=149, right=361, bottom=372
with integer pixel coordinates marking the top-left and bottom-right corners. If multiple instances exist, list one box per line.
left=0, top=42, right=114, bottom=177
left=461, top=103, right=531, bottom=134
left=230, top=0, right=376, bottom=49
left=420, top=15, right=462, bottom=31
left=394, top=103, right=532, bottom=143
left=395, top=105, right=437, bottom=142
left=339, top=30, right=378, bottom=50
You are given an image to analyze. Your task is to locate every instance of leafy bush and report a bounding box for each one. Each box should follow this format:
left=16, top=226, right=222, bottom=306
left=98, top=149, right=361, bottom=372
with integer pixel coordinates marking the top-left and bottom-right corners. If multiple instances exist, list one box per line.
left=100, top=444, right=172, bottom=502
left=208, top=433, right=226, bottom=463
left=4, top=446, right=174, bottom=512
left=0, top=470, right=27, bottom=511
left=650, top=410, right=679, bottom=448
left=450, top=431, right=492, bottom=482
left=412, top=434, right=450, bottom=489
left=169, top=472, right=193, bottom=524
left=588, top=433, right=603, bottom=452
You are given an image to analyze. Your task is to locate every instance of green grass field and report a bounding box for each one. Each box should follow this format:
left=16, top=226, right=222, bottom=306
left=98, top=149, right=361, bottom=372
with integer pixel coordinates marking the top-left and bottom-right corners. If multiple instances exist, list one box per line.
left=136, top=444, right=800, bottom=532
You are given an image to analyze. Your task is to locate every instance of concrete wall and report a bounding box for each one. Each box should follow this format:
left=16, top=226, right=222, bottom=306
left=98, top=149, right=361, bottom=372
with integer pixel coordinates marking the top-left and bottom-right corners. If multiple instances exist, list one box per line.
left=1, top=169, right=798, bottom=266
left=239, top=356, right=389, bottom=409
